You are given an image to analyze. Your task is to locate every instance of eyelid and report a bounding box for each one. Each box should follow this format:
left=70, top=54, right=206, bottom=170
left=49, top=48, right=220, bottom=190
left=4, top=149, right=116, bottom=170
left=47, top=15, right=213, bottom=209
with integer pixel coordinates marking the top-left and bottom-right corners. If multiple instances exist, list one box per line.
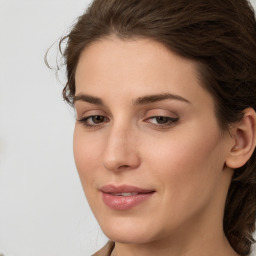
left=143, top=109, right=179, bottom=128
left=144, top=108, right=178, bottom=118
left=75, top=107, right=107, bottom=119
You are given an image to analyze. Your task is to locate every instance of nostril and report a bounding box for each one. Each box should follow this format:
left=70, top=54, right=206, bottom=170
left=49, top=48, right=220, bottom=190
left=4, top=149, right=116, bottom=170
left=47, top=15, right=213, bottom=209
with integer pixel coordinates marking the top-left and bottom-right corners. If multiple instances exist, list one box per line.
left=119, top=165, right=130, bottom=168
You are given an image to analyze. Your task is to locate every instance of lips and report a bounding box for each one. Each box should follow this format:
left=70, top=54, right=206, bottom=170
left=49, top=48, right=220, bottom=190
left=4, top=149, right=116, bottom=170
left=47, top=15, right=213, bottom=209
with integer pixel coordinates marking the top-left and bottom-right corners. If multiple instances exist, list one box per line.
left=100, top=185, right=155, bottom=210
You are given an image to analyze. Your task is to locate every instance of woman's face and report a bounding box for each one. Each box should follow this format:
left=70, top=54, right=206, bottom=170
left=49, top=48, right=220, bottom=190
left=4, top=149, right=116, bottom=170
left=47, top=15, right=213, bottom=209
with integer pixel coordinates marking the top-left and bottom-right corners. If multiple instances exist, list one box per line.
left=74, top=37, right=233, bottom=245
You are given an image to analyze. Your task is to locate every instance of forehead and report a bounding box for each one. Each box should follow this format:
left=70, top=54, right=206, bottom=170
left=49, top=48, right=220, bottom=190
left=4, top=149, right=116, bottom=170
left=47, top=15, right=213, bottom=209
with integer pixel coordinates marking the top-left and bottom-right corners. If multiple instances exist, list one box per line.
left=77, top=37, right=193, bottom=80
left=75, top=37, right=214, bottom=109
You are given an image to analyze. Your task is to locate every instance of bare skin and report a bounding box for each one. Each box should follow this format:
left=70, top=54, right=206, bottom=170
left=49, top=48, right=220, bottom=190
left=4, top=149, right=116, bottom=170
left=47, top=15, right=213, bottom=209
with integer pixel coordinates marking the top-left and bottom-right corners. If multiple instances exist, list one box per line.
left=74, top=37, right=255, bottom=256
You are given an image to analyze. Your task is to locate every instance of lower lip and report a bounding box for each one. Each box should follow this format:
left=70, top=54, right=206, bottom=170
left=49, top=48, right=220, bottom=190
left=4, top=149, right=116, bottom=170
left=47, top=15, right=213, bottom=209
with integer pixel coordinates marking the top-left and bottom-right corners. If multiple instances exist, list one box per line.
left=102, top=192, right=154, bottom=210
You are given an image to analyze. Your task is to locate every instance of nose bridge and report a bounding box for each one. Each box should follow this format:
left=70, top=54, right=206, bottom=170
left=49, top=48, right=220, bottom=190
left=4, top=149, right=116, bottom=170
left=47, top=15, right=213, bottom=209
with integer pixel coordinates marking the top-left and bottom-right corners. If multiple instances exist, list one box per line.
left=102, top=120, right=140, bottom=171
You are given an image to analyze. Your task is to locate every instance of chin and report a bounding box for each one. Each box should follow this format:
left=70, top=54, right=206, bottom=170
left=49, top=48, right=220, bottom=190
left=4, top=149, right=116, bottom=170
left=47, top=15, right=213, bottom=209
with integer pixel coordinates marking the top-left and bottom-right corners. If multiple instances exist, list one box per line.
left=98, top=216, right=162, bottom=245
left=104, top=230, right=155, bottom=245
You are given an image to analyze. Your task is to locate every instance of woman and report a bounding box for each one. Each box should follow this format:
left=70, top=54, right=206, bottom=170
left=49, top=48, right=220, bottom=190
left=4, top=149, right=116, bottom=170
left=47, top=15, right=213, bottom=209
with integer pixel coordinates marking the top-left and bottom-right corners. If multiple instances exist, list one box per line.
left=57, top=0, right=256, bottom=255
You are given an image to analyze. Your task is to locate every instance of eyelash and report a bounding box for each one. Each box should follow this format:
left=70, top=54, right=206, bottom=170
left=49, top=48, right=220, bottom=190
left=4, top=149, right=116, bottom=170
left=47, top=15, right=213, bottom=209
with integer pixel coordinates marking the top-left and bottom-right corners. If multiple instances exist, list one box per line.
left=77, top=115, right=110, bottom=129
left=77, top=115, right=179, bottom=129
left=145, top=116, right=179, bottom=129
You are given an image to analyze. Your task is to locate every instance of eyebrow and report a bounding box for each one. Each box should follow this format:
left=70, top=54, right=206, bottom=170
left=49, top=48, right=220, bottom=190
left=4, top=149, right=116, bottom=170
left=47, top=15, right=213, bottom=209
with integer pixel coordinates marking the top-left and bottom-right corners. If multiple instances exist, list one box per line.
left=73, top=94, right=103, bottom=105
left=73, top=93, right=191, bottom=105
left=133, top=93, right=191, bottom=105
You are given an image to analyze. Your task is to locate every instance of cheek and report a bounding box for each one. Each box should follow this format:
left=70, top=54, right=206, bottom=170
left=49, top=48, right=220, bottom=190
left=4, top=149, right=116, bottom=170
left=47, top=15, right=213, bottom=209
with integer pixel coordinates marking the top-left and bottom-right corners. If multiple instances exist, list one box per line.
left=73, top=127, right=102, bottom=187
left=143, top=124, right=225, bottom=199
left=140, top=130, right=226, bottom=230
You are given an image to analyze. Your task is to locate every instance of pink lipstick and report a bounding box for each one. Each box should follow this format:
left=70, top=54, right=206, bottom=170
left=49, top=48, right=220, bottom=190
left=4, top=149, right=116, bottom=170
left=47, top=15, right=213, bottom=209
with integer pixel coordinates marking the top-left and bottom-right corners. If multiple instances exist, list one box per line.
left=100, top=185, right=155, bottom=210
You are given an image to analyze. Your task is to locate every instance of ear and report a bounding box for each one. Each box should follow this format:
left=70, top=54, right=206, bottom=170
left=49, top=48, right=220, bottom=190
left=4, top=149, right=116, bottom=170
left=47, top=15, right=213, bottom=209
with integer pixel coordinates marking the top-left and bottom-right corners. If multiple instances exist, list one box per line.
left=225, top=108, right=256, bottom=169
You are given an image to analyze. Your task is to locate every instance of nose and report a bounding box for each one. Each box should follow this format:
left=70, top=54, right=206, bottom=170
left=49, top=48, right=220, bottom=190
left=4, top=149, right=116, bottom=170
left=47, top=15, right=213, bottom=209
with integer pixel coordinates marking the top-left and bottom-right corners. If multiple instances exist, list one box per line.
left=102, top=125, right=140, bottom=172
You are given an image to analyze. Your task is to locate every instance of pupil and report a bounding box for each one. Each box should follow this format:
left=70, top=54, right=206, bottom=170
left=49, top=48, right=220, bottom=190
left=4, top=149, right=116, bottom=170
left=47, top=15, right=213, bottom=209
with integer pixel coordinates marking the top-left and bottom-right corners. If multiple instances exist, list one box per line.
left=156, top=116, right=168, bottom=124
left=93, top=116, right=104, bottom=123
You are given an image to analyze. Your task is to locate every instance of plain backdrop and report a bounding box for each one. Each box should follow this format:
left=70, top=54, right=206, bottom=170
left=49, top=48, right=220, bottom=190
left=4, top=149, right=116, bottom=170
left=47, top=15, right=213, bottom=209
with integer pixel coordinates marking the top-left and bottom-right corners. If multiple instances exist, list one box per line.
left=0, top=1, right=256, bottom=256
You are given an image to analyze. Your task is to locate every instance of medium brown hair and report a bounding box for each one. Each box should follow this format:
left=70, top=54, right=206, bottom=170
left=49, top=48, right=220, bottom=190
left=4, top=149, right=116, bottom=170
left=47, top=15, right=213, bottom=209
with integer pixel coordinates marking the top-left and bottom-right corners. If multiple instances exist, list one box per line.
left=57, top=0, right=256, bottom=255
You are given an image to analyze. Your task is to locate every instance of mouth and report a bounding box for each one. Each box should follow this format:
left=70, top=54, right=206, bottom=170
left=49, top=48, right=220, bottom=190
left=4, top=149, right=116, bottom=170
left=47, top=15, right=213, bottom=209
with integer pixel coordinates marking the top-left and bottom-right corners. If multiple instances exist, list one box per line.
left=99, top=185, right=155, bottom=210
left=108, top=192, right=145, bottom=196
left=100, top=184, right=155, bottom=194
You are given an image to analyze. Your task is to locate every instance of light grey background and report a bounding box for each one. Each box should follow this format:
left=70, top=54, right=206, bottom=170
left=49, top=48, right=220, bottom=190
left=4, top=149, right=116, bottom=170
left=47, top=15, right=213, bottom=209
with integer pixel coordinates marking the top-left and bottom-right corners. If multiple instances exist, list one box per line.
left=0, top=1, right=255, bottom=256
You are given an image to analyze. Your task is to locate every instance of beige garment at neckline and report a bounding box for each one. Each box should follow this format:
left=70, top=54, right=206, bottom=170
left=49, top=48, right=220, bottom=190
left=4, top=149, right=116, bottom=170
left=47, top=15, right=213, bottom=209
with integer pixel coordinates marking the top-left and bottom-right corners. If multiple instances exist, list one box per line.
left=92, top=241, right=115, bottom=256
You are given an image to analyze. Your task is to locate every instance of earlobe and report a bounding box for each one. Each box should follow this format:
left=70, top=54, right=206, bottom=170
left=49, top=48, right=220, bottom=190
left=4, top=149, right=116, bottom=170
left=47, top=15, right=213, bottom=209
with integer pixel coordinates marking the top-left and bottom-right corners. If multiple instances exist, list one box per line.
left=225, top=108, right=256, bottom=169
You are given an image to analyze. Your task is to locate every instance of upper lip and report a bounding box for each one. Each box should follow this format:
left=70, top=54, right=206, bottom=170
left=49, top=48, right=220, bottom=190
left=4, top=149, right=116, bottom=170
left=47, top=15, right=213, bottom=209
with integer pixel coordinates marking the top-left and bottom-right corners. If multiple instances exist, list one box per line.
left=100, top=185, right=155, bottom=194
